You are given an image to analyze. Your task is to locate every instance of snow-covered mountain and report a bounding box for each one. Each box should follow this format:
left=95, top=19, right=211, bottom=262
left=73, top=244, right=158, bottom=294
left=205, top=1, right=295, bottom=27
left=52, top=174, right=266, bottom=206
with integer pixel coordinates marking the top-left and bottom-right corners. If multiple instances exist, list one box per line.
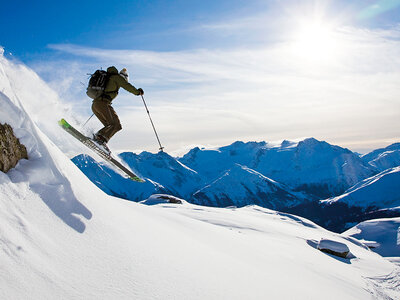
left=1, top=50, right=400, bottom=299
left=179, top=141, right=268, bottom=181
left=253, top=138, right=377, bottom=198
left=362, top=143, right=400, bottom=172
left=72, top=154, right=167, bottom=200
left=180, top=138, right=377, bottom=199
left=69, top=135, right=400, bottom=232
left=322, top=167, right=400, bottom=210
left=192, top=164, right=309, bottom=209
left=119, top=151, right=204, bottom=198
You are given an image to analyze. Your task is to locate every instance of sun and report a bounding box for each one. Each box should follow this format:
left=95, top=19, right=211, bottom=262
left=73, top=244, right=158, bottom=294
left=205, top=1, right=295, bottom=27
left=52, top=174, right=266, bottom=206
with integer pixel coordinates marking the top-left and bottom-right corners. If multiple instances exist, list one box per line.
left=291, top=19, right=341, bottom=63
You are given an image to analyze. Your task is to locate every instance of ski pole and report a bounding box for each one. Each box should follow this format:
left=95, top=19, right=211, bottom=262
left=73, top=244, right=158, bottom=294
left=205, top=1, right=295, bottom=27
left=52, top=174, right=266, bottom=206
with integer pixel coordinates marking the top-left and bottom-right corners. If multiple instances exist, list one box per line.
left=82, top=113, right=94, bottom=129
left=141, top=95, right=164, bottom=152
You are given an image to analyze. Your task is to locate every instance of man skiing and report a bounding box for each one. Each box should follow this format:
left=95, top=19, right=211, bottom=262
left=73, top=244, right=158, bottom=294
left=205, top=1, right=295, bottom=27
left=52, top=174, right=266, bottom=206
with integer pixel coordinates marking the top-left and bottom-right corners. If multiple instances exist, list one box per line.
left=91, top=66, right=144, bottom=152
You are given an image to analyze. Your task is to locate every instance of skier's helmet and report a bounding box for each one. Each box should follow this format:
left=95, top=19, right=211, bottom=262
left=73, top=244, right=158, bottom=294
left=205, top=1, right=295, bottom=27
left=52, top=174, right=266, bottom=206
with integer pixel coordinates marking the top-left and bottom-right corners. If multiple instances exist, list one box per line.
left=120, top=68, right=128, bottom=81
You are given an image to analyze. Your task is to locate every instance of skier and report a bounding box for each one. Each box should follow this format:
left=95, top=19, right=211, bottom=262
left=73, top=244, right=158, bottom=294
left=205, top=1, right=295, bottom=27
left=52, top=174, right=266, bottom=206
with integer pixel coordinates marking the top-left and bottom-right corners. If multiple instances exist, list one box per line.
left=91, top=66, right=144, bottom=152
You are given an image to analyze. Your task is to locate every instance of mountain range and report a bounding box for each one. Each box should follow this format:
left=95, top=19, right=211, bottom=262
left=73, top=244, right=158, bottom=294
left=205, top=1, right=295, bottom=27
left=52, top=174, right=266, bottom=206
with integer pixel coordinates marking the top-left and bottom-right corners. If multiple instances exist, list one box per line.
left=72, top=138, right=400, bottom=232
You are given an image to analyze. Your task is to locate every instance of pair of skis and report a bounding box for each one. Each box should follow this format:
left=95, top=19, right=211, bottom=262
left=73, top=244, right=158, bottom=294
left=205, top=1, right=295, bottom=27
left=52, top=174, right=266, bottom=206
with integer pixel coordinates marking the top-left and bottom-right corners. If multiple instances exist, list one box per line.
left=58, top=118, right=144, bottom=182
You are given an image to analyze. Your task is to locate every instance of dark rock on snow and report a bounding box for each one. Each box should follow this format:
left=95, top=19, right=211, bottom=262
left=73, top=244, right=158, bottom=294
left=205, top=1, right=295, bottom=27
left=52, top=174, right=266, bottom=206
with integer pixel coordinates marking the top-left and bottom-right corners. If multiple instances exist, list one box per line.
left=0, top=123, right=28, bottom=173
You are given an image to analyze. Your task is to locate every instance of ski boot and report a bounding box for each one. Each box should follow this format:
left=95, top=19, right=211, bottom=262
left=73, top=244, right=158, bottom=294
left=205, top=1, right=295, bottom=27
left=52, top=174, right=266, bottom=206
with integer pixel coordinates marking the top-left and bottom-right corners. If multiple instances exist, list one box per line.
left=92, top=134, right=111, bottom=155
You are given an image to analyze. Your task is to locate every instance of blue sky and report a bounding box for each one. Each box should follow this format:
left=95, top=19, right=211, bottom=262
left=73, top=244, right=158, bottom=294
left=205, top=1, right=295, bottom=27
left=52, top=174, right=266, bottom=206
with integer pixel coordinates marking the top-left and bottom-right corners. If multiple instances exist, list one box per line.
left=2, top=0, right=399, bottom=58
left=1, top=0, right=400, bottom=154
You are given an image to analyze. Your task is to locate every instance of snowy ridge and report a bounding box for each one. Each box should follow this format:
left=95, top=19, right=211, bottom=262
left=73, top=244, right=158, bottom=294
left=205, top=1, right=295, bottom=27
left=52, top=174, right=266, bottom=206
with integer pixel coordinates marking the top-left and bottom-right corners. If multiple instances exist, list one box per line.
left=323, top=167, right=400, bottom=210
left=362, top=143, right=400, bottom=172
left=192, top=164, right=307, bottom=209
left=180, top=137, right=377, bottom=199
left=120, top=151, right=204, bottom=198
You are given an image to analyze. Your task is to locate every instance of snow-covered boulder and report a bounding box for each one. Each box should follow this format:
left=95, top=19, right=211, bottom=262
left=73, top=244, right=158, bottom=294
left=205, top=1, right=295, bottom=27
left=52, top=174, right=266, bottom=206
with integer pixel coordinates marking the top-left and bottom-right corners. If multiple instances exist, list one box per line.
left=140, top=194, right=184, bottom=205
left=317, top=239, right=350, bottom=258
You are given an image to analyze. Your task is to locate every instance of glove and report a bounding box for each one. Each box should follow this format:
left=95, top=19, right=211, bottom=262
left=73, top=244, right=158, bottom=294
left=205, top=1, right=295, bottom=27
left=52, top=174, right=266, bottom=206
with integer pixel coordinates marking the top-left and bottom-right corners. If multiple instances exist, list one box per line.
left=137, top=88, right=144, bottom=96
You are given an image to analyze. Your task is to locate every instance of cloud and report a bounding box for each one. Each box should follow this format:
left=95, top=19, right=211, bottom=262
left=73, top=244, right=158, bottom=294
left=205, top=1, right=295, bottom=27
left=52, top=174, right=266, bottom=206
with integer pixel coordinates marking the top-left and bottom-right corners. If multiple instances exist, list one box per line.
left=358, top=0, right=400, bottom=19
left=28, top=24, right=400, bottom=154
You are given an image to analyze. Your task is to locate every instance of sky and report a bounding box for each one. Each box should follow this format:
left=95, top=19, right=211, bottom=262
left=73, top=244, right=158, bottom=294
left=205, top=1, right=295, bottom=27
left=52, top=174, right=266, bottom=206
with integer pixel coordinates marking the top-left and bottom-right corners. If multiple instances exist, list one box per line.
left=1, top=0, right=400, bottom=154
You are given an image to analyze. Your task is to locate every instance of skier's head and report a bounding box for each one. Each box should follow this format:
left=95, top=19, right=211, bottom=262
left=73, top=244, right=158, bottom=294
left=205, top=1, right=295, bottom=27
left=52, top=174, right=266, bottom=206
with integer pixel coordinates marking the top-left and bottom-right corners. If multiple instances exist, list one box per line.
left=120, top=68, right=128, bottom=81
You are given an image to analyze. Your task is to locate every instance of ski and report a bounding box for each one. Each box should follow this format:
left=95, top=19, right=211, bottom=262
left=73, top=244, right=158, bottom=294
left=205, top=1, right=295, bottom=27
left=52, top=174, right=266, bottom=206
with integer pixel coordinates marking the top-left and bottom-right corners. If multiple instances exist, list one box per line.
left=58, top=118, right=144, bottom=182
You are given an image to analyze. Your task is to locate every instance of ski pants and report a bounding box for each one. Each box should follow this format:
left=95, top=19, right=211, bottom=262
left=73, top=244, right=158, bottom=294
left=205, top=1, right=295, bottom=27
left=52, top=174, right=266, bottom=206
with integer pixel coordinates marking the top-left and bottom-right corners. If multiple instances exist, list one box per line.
left=91, top=98, right=122, bottom=142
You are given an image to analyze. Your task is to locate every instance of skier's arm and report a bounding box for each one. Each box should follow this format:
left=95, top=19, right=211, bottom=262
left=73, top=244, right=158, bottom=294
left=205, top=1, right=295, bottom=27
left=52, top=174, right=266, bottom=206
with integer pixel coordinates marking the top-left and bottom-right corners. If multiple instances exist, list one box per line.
left=116, top=75, right=141, bottom=95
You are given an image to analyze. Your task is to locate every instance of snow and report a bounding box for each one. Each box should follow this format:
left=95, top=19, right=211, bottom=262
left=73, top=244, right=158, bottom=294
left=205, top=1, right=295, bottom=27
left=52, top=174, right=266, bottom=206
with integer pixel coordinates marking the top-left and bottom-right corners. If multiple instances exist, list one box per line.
left=317, top=238, right=350, bottom=257
left=120, top=151, right=204, bottom=198
left=191, top=163, right=307, bottom=209
left=343, top=218, right=400, bottom=258
left=1, top=52, right=400, bottom=299
left=180, top=138, right=376, bottom=199
left=323, top=167, right=400, bottom=209
left=362, top=143, right=400, bottom=171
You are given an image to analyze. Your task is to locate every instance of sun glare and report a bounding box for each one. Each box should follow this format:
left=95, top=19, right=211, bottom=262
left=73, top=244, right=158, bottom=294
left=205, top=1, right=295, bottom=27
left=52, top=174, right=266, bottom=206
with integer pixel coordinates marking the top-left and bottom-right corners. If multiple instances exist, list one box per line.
left=291, top=19, right=341, bottom=63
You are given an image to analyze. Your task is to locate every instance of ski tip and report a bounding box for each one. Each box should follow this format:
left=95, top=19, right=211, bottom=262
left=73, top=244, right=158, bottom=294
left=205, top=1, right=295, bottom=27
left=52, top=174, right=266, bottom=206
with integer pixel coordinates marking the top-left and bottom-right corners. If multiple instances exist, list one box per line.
left=130, top=176, right=145, bottom=183
left=58, top=118, right=70, bottom=128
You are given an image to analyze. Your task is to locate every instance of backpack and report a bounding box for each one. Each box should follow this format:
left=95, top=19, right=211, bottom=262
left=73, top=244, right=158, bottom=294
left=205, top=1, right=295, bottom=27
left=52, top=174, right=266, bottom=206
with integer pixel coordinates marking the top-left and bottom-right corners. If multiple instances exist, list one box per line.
left=86, top=70, right=111, bottom=99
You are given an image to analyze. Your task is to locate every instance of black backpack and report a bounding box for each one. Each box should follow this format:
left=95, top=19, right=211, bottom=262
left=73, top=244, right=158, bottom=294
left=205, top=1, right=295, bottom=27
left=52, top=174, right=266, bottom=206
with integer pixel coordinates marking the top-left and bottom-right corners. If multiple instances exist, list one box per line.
left=86, top=70, right=111, bottom=99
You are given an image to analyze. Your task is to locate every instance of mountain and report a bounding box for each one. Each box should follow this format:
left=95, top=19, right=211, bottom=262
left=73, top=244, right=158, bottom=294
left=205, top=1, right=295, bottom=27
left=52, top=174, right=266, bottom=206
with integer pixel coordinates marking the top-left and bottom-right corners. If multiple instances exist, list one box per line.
left=251, top=138, right=377, bottom=198
left=322, top=166, right=400, bottom=210
left=287, top=167, right=400, bottom=233
left=119, top=151, right=204, bottom=198
left=1, top=46, right=400, bottom=299
left=71, top=139, right=397, bottom=232
left=192, top=164, right=309, bottom=209
left=179, top=141, right=268, bottom=181
left=72, top=154, right=167, bottom=200
left=181, top=138, right=377, bottom=199
left=361, top=143, right=400, bottom=171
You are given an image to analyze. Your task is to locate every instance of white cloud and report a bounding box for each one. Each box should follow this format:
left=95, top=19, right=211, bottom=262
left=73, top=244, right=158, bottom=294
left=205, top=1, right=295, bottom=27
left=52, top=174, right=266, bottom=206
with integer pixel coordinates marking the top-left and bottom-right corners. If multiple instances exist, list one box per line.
left=29, top=24, right=400, bottom=154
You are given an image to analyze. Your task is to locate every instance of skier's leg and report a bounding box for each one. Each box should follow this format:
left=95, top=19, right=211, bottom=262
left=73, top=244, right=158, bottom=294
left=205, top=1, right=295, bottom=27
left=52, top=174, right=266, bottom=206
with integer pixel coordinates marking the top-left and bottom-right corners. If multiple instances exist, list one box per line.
left=91, top=99, right=122, bottom=142
left=103, top=105, right=122, bottom=140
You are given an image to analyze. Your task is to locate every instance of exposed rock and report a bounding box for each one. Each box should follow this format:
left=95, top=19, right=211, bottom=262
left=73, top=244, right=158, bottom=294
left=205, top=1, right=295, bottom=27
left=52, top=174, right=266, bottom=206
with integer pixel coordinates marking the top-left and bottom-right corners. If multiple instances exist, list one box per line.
left=0, top=123, right=28, bottom=173
left=140, top=194, right=184, bottom=205
left=317, top=238, right=350, bottom=258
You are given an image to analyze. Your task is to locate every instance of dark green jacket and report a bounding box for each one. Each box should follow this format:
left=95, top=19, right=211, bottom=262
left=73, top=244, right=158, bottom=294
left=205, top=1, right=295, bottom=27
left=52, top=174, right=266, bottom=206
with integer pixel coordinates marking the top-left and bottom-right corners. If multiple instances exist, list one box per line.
left=102, top=66, right=140, bottom=101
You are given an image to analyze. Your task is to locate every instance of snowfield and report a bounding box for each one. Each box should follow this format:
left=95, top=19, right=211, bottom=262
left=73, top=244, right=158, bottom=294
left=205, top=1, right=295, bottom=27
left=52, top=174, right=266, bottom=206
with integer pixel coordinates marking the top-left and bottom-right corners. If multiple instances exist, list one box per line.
left=1, top=51, right=400, bottom=299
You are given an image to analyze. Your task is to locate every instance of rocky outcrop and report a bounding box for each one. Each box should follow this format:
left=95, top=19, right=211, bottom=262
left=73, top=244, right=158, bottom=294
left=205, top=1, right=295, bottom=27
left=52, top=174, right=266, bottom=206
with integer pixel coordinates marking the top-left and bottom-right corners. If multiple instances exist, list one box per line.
left=0, top=123, right=28, bottom=173
left=317, top=239, right=350, bottom=258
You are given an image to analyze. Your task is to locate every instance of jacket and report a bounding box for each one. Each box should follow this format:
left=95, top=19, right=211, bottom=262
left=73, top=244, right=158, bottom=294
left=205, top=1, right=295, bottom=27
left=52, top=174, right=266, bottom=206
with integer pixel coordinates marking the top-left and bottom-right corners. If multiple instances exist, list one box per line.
left=101, top=66, right=140, bottom=101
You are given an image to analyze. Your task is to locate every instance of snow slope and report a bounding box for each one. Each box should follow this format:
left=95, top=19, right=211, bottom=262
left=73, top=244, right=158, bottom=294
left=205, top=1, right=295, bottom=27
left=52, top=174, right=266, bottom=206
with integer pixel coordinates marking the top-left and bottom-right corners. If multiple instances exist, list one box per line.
left=343, top=218, right=400, bottom=257
left=362, top=143, right=400, bottom=172
left=1, top=51, right=400, bottom=300
left=72, top=154, right=165, bottom=200
left=120, top=151, right=204, bottom=198
left=322, top=167, right=400, bottom=210
left=192, top=164, right=308, bottom=209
